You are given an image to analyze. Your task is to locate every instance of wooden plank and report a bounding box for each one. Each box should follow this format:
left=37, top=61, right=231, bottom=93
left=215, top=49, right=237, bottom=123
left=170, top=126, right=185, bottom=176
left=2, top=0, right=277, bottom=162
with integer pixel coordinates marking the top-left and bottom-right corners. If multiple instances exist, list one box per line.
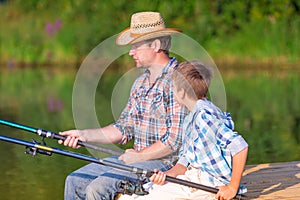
left=242, top=161, right=300, bottom=199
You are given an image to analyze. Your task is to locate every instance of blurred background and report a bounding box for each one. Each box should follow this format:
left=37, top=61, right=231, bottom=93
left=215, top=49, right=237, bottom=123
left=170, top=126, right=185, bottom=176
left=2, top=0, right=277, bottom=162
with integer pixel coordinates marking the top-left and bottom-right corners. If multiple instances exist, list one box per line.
left=0, top=0, right=299, bottom=199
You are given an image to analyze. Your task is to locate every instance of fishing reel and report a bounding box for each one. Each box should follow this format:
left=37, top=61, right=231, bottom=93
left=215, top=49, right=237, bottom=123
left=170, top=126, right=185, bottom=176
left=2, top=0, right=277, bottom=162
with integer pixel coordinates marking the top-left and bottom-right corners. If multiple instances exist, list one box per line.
left=118, top=175, right=149, bottom=196
left=25, top=138, right=52, bottom=156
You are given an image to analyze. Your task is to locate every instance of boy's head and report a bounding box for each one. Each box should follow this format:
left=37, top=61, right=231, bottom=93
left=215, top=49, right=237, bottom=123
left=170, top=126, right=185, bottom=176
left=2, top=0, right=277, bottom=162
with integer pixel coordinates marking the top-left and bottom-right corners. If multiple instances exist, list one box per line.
left=172, top=60, right=213, bottom=100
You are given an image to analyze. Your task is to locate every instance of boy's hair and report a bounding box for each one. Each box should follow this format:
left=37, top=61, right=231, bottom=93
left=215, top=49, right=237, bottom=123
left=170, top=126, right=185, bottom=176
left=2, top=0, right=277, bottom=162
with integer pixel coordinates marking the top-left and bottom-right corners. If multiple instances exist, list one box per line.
left=172, top=60, right=213, bottom=100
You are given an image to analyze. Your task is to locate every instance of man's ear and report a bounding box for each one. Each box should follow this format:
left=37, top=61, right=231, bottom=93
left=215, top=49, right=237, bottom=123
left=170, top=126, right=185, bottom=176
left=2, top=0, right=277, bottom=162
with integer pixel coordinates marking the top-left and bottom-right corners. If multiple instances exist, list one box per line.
left=151, top=39, right=161, bottom=52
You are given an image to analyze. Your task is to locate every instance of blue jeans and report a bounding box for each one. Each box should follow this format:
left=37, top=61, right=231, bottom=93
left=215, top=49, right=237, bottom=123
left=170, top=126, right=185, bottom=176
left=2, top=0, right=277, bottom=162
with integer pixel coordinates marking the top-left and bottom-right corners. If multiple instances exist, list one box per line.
left=64, top=156, right=170, bottom=200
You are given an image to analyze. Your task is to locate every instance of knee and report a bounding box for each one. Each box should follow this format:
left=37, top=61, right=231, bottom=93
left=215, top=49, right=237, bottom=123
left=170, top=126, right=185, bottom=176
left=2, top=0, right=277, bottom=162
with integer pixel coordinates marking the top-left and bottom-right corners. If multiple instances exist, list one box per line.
left=65, top=173, right=77, bottom=188
left=85, top=184, right=98, bottom=199
left=85, top=181, right=108, bottom=200
left=64, top=172, right=89, bottom=194
left=85, top=176, right=121, bottom=200
left=65, top=172, right=85, bottom=187
left=65, top=174, right=74, bottom=183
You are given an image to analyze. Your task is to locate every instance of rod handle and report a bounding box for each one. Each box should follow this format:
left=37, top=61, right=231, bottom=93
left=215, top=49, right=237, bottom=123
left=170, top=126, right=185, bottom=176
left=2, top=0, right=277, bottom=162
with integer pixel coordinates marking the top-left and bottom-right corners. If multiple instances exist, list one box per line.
left=50, top=131, right=122, bottom=156
left=164, top=175, right=248, bottom=200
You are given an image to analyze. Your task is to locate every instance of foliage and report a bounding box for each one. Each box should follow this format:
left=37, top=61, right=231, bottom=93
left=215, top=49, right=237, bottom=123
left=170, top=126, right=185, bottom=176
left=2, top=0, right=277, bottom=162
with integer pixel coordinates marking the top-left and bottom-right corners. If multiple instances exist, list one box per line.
left=0, top=0, right=299, bottom=66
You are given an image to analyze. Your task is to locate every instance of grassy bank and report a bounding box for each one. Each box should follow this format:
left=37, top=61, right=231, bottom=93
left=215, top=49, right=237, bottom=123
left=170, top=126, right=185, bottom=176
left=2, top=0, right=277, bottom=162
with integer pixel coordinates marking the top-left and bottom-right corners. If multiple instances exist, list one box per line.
left=0, top=0, right=299, bottom=67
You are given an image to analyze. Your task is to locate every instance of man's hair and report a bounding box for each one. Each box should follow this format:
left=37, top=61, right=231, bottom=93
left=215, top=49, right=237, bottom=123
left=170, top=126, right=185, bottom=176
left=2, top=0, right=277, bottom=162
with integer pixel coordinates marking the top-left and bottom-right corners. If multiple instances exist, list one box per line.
left=172, top=60, right=213, bottom=100
left=144, top=36, right=171, bottom=54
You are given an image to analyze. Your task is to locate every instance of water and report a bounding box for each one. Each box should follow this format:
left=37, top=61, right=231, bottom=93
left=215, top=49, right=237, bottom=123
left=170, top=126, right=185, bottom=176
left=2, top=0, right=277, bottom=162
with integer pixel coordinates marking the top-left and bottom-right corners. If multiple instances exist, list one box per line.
left=0, top=128, right=87, bottom=200
left=0, top=64, right=299, bottom=199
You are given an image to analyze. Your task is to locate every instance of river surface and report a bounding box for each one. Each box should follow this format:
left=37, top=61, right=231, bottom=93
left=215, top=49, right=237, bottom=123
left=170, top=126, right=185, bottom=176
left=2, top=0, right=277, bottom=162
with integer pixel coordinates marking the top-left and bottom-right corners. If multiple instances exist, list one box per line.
left=0, top=64, right=299, bottom=199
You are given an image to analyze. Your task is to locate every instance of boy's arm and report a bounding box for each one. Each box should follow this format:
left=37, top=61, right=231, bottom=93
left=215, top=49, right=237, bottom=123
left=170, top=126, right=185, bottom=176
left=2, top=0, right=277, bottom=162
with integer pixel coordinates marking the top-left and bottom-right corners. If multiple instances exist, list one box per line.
left=165, top=163, right=187, bottom=177
left=216, top=147, right=248, bottom=200
left=229, top=147, right=248, bottom=190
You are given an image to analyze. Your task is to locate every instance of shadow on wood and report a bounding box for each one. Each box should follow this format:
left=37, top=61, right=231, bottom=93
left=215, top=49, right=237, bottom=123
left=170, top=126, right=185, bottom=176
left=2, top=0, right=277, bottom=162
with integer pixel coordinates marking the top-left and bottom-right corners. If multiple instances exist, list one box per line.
left=242, top=161, right=300, bottom=199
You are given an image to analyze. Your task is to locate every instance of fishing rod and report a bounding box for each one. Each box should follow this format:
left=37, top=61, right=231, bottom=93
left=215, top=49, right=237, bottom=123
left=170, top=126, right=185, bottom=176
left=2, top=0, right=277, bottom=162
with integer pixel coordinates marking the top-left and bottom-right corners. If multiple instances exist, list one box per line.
left=0, top=134, right=247, bottom=199
left=0, top=118, right=122, bottom=156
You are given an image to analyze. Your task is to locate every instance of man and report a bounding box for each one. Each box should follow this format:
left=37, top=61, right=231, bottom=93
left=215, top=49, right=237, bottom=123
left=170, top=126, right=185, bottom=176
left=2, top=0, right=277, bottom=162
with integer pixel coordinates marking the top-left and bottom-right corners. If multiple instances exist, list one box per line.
left=59, top=11, right=188, bottom=200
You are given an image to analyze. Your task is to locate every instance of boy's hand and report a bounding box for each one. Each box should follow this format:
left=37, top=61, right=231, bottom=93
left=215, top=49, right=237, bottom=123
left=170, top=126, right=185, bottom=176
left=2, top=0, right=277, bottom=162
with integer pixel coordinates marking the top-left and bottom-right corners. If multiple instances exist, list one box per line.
left=149, top=169, right=166, bottom=185
left=215, top=185, right=238, bottom=200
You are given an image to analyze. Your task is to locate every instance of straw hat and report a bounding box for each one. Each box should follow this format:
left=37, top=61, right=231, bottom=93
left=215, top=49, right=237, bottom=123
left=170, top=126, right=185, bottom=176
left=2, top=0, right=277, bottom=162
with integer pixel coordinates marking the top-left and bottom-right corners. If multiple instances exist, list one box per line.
left=116, top=12, right=181, bottom=46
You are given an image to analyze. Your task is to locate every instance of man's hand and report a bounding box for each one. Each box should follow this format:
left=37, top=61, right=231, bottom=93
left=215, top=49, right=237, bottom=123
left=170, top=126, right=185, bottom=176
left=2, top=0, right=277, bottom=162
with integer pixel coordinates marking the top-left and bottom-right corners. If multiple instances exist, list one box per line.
left=118, top=149, right=144, bottom=164
left=58, top=130, right=85, bottom=149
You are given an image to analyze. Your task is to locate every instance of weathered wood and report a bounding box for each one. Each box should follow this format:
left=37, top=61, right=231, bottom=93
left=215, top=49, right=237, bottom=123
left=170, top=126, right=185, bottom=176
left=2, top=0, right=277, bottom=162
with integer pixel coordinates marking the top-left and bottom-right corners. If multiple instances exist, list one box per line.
left=242, top=161, right=300, bottom=199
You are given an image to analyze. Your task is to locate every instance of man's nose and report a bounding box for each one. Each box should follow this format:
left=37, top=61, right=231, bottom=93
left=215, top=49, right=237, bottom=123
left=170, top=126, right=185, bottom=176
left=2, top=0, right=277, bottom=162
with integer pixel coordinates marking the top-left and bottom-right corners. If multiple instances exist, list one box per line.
left=129, top=49, right=135, bottom=56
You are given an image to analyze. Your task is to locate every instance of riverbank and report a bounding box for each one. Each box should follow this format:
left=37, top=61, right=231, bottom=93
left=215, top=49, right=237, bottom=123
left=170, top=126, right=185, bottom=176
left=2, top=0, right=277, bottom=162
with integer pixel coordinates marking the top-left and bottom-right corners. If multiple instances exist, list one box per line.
left=1, top=59, right=299, bottom=74
left=1, top=1, right=299, bottom=68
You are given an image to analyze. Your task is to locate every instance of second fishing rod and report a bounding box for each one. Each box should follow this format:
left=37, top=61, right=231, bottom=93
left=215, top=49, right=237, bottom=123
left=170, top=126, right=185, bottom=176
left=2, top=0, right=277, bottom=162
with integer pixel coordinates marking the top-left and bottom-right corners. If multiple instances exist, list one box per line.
left=0, top=118, right=123, bottom=156
left=0, top=134, right=248, bottom=200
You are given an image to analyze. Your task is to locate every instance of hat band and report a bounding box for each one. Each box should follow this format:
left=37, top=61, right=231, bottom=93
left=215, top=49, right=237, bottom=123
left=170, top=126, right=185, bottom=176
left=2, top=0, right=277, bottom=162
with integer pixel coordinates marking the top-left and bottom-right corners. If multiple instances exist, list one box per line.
left=130, top=29, right=168, bottom=38
left=132, top=20, right=164, bottom=30
left=130, top=20, right=165, bottom=35
left=130, top=32, right=142, bottom=37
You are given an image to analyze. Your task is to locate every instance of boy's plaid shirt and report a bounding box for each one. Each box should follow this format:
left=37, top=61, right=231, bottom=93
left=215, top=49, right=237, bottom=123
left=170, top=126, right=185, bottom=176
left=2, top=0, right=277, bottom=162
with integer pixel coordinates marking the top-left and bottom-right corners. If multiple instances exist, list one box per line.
left=178, top=99, right=248, bottom=193
left=113, top=57, right=188, bottom=166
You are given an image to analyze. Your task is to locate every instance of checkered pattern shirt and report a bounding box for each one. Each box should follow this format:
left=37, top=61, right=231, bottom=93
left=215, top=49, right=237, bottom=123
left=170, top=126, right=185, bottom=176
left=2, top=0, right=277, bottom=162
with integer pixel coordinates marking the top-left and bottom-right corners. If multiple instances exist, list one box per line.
left=177, top=99, right=248, bottom=193
left=113, top=57, right=188, bottom=166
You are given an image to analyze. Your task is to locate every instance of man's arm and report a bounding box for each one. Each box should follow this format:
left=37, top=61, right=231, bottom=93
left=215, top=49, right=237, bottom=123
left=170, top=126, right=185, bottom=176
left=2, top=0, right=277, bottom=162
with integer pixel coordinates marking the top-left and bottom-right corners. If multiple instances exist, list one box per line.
left=139, top=140, right=173, bottom=159
left=59, top=125, right=123, bottom=149
left=119, top=140, right=172, bottom=164
left=59, top=80, right=138, bottom=149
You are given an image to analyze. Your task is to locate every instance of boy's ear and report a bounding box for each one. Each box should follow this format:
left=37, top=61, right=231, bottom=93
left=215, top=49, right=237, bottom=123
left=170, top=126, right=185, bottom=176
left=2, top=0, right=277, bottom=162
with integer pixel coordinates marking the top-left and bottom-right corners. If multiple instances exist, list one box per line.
left=151, top=39, right=161, bottom=52
left=177, top=88, right=186, bottom=100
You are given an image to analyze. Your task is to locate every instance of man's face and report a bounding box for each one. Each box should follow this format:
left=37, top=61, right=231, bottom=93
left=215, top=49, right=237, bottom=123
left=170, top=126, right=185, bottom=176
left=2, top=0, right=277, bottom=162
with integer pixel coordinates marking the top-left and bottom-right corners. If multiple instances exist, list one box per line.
left=129, top=41, right=152, bottom=68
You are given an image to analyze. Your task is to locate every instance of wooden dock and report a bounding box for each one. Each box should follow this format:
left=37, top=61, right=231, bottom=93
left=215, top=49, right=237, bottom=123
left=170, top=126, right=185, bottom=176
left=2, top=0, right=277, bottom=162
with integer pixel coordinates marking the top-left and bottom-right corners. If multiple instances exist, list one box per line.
left=242, top=161, right=300, bottom=199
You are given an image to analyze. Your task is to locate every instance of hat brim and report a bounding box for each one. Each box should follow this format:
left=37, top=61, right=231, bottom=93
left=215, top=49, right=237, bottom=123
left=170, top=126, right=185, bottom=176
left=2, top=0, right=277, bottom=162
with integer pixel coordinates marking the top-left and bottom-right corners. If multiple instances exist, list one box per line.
left=116, top=28, right=182, bottom=46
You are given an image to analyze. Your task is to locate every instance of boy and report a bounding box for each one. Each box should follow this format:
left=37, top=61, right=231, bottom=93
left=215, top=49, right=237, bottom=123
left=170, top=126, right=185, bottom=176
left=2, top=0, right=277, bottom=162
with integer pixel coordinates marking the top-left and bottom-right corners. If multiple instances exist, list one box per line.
left=121, top=60, right=248, bottom=200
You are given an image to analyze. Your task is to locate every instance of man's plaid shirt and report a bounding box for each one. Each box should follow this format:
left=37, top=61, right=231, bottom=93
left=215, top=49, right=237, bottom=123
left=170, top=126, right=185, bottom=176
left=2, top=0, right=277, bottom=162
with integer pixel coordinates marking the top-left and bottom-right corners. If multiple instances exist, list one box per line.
left=113, top=57, right=188, bottom=166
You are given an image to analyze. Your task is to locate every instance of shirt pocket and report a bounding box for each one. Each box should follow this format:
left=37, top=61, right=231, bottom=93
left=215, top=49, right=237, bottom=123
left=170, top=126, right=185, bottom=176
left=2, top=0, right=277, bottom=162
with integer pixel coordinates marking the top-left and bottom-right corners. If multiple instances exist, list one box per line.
left=132, top=88, right=144, bottom=112
left=150, top=92, right=166, bottom=119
